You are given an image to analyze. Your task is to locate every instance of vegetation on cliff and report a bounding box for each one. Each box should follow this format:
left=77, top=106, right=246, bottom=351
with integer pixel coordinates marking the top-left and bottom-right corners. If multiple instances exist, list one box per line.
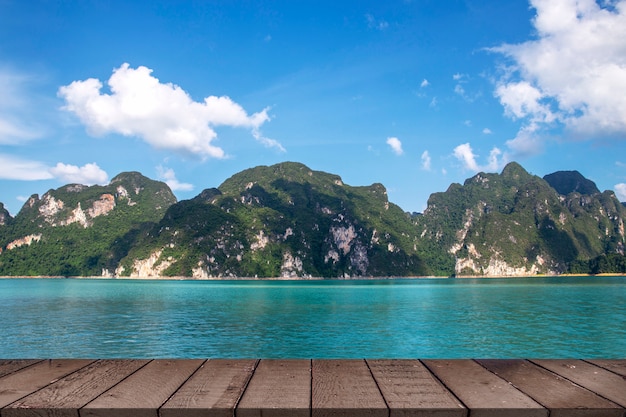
left=0, top=172, right=176, bottom=276
left=1, top=162, right=625, bottom=277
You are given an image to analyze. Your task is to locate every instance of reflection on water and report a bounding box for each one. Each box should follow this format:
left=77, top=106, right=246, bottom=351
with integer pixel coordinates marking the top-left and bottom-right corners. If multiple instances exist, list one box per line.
left=0, top=277, right=625, bottom=358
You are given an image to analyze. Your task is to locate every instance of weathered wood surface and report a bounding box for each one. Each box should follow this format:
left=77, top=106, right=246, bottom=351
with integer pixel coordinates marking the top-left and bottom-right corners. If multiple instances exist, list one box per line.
left=312, top=359, right=388, bottom=417
left=422, top=359, right=547, bottom=417
left=477, top=359, right=624, bottom=417
left=0, top=360, right=94, bottom=409
left=531, top=359, right=626, bottom=408
left=81, top=359, right=204, bottom=417
left=0, top=359, right=624, bottom=417
left=238, top=359, right=310, bottom=417
left=160, top=359, right=257, bottom=417
left=367, top=359, right=465, bottom=417
left=2, top=359, right=149, bottom=417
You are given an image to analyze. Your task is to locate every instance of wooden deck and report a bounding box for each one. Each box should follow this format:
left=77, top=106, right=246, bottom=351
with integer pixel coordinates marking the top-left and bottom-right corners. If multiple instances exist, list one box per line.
left=0, top=359, right=625, bottom=416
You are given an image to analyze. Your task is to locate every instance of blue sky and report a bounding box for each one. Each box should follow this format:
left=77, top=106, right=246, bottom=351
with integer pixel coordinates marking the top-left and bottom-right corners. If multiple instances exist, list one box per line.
left=1, top=0, right=626, bottom=215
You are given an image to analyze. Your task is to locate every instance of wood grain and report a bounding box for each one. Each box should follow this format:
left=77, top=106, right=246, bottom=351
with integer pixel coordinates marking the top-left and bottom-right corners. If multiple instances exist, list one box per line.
left=160, top=359, right=257, bottom=417
left=586, top=359, right=626, bottom=378
left=0, top=359, right=624, bottom=417
left=0, top=361, right=42, bottom=379
left=0, top=359, right=93, bottom=408
left=312, top=359, right=387, bottom=417
left=81, top=359, right=204, bottom=417
left=477, top=359, right=624, bottom=417
left=422, top=359, right=547, bottom=417
left=531, top=359, right=626, bottom=408
left=367, top=359, right=466, bottom=417
left=3, top=359, right=148, bottom=417
left=237, top=359, right=310, bottom=417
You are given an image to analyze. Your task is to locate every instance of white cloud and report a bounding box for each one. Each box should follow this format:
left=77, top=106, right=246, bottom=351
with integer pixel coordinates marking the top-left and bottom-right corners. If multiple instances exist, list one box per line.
left=421, top=150, right=431, bottom=171
left=386, top=137, right=404, bottom=155
left=0, top=154, right=53, bottom=181
left=505, top=123, right=545, bottom=157
left=492, top=0, right=626, bottom=145
left=615, top=183, right=626, bottom=201
left=252, top=128, right=286, bottom=152
left=0, top=154, right=108, bottom=185
left=483, top=128, right=493, bottom=134
left=157, top=166, right=194, bottom=192
left=420, top=79, right=430, bottom=88
left=453, top=143, right=506, bottom=172
left=58, top=63, right=279, bottom=159
left=495, top=81, right=555, bottom=123
left=49, top=162, right=109, bottom=185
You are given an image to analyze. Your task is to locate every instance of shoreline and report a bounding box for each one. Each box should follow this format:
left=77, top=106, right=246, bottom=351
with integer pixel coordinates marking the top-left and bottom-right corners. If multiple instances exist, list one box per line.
left=1, top=273, right=625, bottom=280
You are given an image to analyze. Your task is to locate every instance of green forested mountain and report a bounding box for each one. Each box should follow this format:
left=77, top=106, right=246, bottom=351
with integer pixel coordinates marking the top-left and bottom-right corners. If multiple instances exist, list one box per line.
left=415, top=163, right=626, bottom=276
left=1, top=162, right=625, bottom=277
left=116, top=162, right=428, bottom=278
left=0, top=172, right=176, bottom=276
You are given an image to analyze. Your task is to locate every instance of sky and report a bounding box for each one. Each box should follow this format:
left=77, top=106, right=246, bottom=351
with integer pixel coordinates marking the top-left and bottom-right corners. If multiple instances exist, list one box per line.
left=1, top=0, right=626, bottom=215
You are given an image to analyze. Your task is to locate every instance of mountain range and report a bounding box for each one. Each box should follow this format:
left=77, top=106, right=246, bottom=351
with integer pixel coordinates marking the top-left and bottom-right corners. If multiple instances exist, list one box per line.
left=1, top=161, right=624, bottom=278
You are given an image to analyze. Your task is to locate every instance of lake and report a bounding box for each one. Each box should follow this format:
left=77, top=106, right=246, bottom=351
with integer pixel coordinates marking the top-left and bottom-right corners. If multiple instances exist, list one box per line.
left=1, top=277, right=625, bottom=358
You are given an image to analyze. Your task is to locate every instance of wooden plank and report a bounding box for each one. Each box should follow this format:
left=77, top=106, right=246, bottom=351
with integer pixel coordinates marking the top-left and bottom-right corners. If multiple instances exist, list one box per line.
left=2, top=359, right=149, bottom=417
left=477, top=359, right=624, bottom=417
left=367, top=359, right=466, bottom=417
left=586, top=359, right=626, bottom=378
left=81, top=359, right=204, bottom=417
left=312, top=359, right=387, bottom=417
left=0, top=361, right=42, bottom=379
left=0, top=359, right=94, bottom=408
left=160, top=359, right=257, bottom=417
left=236, top=359, right=310, bottom=417
left=532, top=359, right=626, bottom=408
left=422, top=359, right=546, bottom=417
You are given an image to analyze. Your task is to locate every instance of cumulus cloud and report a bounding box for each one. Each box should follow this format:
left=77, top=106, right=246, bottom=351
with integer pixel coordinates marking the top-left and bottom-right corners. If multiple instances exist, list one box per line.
left=58, top=63, right=281, bottom=158
left=0, top=154, right=54, bottom=181
left=386, top=137, right=404, bottom=155
left=157, top=166, right=194, bottom=192
left=49, top=162, right=109, bottom=185
left=615, top=183, right=626, bottom=201
left=492, top=0, right=626, bottom=152
left=483, top=128, right=493, bottom=134
left=420, top=79, right=430, bottom=88
left=453, top=143, right=506, bottom=172
left=421, top=150, right=431, bottom=171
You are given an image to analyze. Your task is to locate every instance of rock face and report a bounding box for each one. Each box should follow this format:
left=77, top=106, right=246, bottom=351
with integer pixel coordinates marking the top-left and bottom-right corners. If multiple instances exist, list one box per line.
left=117, top=162, right=427, bottom=278
left=415, top=162, right=626, bottom=276
left=0, top=203, right=11, bottom=227
left=1, top=162, right=625, bottom=278
left=0, top=172, right=177, bottom=276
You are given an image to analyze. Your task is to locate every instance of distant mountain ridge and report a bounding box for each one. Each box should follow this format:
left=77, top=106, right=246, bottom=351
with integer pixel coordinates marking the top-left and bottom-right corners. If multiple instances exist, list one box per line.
left=543, top=170, right=600, bottom=196
left=1, top=162, right=624, bottom=277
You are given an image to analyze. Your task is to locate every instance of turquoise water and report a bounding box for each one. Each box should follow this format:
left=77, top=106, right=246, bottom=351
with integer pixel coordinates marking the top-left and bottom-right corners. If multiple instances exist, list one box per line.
left=1, top=277, right=625, bottom=358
